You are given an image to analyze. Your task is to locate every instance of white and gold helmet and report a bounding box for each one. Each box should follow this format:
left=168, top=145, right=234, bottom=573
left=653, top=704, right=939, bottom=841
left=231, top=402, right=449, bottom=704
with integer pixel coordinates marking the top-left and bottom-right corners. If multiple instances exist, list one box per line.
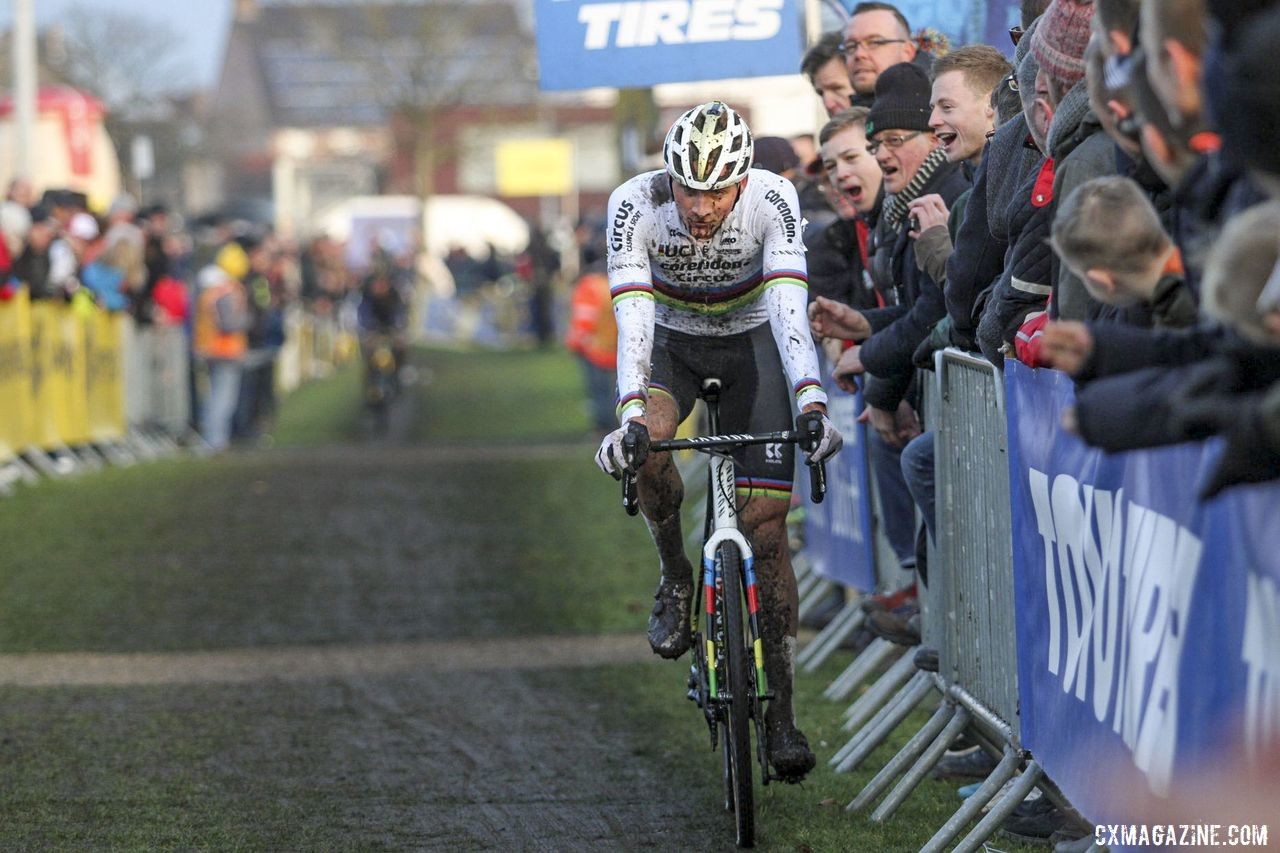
left=662, top=101, right=754, bottom=191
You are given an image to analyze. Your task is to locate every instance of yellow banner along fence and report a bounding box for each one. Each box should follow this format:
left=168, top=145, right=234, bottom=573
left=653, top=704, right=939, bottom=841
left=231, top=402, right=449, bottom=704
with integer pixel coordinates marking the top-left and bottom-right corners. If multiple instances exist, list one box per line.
left=1, top=295, right=358, bottom=469
left=1, top=296, right=131, bottom=461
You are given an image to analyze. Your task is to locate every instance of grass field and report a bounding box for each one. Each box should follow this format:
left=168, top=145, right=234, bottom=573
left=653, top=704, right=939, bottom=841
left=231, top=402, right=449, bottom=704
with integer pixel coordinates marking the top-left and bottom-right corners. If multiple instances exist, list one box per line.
left=0, top=344, right=1040, bottom=851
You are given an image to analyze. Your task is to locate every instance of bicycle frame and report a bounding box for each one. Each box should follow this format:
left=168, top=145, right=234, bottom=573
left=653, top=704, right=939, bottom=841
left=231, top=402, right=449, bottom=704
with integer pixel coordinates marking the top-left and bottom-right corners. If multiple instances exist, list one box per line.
left=698, top=392, right=768, bottom=704
left=616, top=383, right=827, bottom=845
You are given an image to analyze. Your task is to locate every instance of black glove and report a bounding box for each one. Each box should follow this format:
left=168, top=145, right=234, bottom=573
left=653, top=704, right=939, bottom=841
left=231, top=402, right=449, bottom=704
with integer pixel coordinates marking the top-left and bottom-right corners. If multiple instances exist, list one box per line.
left=594, top=420, right=650, bottom=480
left=912, top=316, right=952, bottom=371
left=795, top=410, right=842, bottom=463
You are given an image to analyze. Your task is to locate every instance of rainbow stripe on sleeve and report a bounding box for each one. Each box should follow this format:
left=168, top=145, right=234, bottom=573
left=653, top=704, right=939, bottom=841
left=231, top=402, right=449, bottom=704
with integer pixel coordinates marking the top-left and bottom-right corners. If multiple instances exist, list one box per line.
left=762, top=270, right=808, bottom=290
left=610, top=282, right=654, bottom=306
left=615, top=390, right=646, bottom=420
left=793, top=378, right=823, bottom=401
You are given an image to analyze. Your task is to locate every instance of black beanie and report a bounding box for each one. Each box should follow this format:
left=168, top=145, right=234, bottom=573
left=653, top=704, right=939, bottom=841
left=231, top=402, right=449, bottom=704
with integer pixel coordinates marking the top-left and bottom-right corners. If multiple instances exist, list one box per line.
left=865, top=62, right=933, bottom=138
left=1218, top=5, right=1280, bottom=178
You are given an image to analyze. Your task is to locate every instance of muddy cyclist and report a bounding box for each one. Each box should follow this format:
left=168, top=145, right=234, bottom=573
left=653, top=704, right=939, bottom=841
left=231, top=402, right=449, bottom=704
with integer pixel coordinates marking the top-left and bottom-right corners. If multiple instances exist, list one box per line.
left=594, top=101, right=842, bottom=782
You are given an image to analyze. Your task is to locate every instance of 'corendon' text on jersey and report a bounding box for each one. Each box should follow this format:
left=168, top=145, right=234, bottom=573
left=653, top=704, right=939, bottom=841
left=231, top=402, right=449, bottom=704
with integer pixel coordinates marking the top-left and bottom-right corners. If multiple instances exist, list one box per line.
left=577, top=0, right=784, bottom=48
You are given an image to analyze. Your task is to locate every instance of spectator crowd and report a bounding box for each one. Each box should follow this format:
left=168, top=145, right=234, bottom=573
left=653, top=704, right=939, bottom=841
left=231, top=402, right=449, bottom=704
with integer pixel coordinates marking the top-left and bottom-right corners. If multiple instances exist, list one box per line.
left=783, top=0, right=1280, bottom=846
left=0, top=181, right=385, bottom=451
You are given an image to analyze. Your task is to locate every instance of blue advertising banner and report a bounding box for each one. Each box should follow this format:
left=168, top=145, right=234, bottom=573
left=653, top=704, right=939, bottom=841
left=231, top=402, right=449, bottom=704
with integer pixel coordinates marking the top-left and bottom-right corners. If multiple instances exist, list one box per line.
left=1005, top=362, right=1280, bottom=842
left=803, top=361, right=876, bottom=592
left=534, top=0, right=804, bottom=91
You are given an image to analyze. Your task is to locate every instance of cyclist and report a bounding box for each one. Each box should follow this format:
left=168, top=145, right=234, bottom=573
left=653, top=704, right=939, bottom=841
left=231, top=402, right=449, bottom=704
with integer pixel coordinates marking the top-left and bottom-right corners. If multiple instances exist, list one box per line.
left=357, top=269, right=409, bottom=386
left=594, top=101, right=842, bottom=781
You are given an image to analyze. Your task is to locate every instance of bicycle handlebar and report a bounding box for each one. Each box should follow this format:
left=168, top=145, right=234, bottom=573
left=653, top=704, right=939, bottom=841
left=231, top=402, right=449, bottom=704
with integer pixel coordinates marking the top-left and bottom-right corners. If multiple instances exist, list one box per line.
left=620, top=429, right=827, bottom=515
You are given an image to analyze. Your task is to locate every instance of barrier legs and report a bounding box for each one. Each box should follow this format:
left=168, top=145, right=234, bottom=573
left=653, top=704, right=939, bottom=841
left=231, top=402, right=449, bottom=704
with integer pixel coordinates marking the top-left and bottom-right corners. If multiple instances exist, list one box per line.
left=949, top=760, right=1044, bottom=853
left=918, top=743, right=1022, bottom=850
left=97, top=440, right=137, bottom=467
left=846, top=699, right=953, bottom=813
left=823, top=637, right=901, bottom=702
left=839, top=649, right=917, bottom=732
left=798, top=600, right=864, bottom=671
left=797, top=573, right=831, bottom=611
left=869, top=705, right=971, bottom=822
left=72, top=444, right=105, bottom=472
left=4, top=454, right=41, bottom=487
left=833, top=670, right=935, bottom=773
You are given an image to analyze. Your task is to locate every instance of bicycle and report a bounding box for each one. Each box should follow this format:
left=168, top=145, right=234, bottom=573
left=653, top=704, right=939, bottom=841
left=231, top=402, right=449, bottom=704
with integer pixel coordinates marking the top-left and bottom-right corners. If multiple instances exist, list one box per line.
left=618, top=378, right=827, bottom=848
left=361, top=332, right=400, bottom=434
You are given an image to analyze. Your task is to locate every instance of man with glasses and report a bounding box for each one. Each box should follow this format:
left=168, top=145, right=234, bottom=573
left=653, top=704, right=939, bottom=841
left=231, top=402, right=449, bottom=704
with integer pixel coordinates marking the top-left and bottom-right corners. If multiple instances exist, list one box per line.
left=842, top=2, right=919, bottom=100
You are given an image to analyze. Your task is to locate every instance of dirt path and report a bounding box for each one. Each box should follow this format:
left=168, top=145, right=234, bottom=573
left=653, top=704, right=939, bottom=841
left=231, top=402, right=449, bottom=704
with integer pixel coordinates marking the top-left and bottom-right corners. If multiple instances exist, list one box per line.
left=0, top=632, right=655, bottom=687
left=1, top=382, right=728, bottom=850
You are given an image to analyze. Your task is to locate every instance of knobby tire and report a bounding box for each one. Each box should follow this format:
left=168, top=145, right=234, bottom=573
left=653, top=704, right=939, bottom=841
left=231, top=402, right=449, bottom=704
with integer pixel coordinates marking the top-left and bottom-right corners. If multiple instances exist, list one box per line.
left=718, top=543, right=754, bottom=848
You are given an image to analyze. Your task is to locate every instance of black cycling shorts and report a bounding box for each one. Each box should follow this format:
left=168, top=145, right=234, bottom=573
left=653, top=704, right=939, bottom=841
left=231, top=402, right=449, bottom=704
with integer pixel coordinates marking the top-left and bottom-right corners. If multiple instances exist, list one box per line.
left=650, top=323, right=794, bottom=500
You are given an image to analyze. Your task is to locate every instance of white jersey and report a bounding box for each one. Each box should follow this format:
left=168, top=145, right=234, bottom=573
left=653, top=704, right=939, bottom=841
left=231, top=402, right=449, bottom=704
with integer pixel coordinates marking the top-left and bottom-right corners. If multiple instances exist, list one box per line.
left=606, top=169, right=827, bottom=423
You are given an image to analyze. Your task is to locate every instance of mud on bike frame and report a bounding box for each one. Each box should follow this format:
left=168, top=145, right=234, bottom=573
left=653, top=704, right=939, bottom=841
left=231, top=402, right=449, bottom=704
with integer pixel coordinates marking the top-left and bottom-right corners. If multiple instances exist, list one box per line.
left=616, top=378, right=827, bottom=847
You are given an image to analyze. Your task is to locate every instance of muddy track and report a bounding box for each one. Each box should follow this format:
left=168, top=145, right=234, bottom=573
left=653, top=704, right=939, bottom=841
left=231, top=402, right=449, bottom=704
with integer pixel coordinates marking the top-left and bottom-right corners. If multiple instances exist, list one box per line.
left=0, top=633, right=655, bottom=687
left=1, top=380, right=729, bottom=850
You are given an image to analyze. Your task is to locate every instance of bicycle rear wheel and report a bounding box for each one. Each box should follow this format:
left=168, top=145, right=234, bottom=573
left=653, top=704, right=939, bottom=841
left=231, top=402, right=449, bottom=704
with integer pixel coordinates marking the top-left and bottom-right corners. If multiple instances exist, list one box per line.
left=717, top=542, right=754, bottom=848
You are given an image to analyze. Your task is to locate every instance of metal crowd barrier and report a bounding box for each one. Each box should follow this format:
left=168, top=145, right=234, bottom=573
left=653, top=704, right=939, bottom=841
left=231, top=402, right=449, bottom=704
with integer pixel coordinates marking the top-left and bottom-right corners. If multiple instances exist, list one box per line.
left=833, top=349, right=1097, bottom=853
left=933, top=349, right=1020, bottom=737
left=832, top=367, right=945, bottom=795
left=798, top=350, right=913, bottom=678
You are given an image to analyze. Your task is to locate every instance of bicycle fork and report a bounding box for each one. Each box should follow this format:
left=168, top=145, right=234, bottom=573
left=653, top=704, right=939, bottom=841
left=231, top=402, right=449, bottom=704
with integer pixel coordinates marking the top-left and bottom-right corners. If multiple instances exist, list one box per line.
left=700, top=455, right=769, bottom=704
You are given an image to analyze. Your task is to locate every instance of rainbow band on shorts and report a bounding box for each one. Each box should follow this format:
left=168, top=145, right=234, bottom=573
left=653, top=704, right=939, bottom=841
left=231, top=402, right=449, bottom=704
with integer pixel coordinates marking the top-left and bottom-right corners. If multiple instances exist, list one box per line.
left=736, top=477, right=793, bottom=501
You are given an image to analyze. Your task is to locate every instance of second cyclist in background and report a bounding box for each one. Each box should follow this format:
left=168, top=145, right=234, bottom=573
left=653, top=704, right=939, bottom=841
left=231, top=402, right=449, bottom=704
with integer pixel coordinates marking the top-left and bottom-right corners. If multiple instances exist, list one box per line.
left=357, top=268, right=409, bottom=396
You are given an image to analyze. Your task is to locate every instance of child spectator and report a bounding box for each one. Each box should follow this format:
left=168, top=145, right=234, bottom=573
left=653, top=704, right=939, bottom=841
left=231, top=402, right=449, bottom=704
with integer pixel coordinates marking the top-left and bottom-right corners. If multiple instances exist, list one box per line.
left=1049, top=176, right=1197, bottom=328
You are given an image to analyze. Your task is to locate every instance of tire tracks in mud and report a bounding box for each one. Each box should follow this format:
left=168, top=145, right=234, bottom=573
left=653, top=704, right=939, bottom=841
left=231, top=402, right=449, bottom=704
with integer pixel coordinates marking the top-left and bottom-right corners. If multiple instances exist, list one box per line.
left=1, top=371, right=727, bottom=850
left=0, top=632, right=658, bottom=687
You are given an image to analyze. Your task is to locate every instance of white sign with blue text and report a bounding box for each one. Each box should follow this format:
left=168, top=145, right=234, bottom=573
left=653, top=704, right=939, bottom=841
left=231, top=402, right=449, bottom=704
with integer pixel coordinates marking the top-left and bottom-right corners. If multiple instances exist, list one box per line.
left=534, top=0, right=804, bottom=91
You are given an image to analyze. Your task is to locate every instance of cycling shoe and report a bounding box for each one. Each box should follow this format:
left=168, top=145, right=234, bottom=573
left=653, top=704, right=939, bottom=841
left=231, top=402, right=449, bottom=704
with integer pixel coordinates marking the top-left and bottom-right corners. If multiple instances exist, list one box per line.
left=766, top=719, right=816, bottom=783
left=647, top=578, right=694, bottom=660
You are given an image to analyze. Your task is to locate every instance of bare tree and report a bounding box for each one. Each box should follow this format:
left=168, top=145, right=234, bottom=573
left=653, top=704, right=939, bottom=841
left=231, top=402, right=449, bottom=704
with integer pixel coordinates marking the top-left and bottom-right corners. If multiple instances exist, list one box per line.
left=356, top=3, right=538, bottom=201
left=55, top=6, right=193, bottom=114
left=52, top=5, right=196, bottom=190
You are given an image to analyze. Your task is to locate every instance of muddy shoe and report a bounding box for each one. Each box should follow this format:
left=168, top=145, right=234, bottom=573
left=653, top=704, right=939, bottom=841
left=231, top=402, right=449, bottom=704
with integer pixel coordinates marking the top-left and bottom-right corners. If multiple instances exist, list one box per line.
left=647, top=578, right=694, bottom=659
left=766, top=720, right=816, bottom=783
left=866, top=604, right=921, bottom=647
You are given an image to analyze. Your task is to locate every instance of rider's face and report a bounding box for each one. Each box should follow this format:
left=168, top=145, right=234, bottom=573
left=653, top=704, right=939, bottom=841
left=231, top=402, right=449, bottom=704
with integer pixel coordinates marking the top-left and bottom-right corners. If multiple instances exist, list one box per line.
left=672, top=179, right=744, bottom=240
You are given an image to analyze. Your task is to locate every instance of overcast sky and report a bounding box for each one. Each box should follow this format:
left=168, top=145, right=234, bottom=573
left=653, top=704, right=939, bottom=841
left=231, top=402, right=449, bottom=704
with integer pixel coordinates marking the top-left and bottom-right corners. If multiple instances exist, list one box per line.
left=0, top=0, right=233, bottom=90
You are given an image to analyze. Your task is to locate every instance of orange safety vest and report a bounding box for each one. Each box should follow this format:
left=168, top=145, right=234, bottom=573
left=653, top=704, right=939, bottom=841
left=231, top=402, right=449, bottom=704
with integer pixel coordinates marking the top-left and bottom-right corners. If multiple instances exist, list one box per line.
left=565, top=272, right=616, bottom=369
left=194, top=280, right=249, bottom=360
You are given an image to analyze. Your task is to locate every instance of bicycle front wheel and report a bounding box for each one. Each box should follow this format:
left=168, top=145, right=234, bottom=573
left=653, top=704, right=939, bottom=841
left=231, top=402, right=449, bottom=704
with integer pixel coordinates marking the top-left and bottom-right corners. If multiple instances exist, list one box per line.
left=718, top=542, right=754, bottom=848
